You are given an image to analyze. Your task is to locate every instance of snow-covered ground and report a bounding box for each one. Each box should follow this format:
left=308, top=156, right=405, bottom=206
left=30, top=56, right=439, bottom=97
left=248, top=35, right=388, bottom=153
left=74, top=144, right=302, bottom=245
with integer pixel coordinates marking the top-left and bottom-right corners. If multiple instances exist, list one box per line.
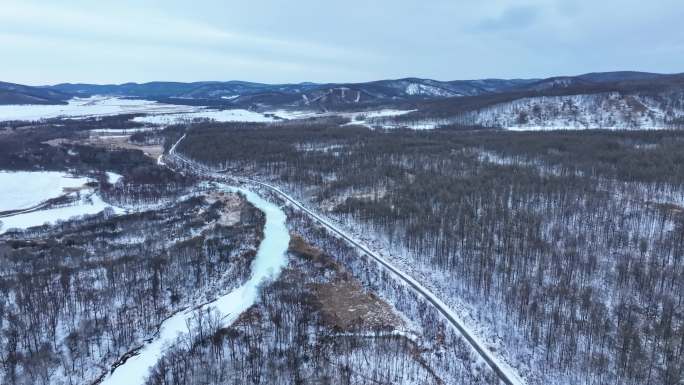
left=0, top=96, right=196, bottom=122
left=360, top=92, right=684, bottom=131
left=99, top=185, right=290, bottom=385
left=90, top=127, right=159, bottom=134
left=406, top=92, right=683, bottom=131
left=131, top=107, right=413, bottom=126
left=131, top=109, right=278, bottom=125
left=0, top=192, right=124, bottom=233
left=0, top=170, right=127, bottom=234
left=270, top=108, right=416, bottom=127
left=405, top=83, right=456, bottom=97
left=0, top=171, right=90, bottom=212
left=106, top=171, right=124, bottom=185
left=470, top=93, right=677, bottom=129
left=0, top=94, right=282, bottom=125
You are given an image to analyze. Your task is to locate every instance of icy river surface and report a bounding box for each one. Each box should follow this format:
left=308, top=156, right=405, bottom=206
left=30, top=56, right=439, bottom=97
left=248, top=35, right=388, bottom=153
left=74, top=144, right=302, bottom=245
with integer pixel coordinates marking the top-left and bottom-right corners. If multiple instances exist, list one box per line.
left=100, top=186, right=290, bottom=385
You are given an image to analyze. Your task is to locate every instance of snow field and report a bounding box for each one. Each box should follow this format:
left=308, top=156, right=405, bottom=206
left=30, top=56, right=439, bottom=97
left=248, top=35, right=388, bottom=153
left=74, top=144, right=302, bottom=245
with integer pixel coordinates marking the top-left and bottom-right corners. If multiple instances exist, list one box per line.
left=0, top=96, right=196, bottom=122
left=0, top=171, right=90, bottom=212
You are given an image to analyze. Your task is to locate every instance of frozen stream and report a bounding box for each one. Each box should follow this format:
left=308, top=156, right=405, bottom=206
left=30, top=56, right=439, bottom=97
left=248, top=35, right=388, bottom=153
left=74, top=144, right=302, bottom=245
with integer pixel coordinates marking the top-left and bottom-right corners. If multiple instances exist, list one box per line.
left=100, top=186, right=290, bottom=385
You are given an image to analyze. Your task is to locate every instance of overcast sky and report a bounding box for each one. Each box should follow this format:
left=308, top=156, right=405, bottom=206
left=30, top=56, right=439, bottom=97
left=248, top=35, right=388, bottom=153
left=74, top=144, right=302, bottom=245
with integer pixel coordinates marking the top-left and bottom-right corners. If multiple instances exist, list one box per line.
left=2, top=0, right=682, bottom=85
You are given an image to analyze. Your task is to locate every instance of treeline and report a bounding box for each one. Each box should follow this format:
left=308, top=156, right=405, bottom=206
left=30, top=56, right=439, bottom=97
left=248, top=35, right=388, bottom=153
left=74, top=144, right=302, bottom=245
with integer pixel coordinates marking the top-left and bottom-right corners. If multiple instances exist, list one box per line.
left=176, top=122, right=684, bottom=385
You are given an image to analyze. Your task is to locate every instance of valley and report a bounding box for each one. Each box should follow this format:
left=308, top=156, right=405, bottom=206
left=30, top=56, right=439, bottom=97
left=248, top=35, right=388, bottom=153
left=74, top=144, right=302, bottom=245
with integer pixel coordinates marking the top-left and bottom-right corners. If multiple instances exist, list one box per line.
left=3, top=0, right=682, bottom=383
left=0, top=72, right=682, bottom=385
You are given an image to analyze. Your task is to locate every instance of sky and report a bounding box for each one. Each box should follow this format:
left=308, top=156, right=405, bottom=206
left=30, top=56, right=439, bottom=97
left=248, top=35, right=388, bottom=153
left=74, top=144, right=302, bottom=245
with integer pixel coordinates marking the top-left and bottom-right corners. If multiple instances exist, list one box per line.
left=1, top=0, right=682, bottom=85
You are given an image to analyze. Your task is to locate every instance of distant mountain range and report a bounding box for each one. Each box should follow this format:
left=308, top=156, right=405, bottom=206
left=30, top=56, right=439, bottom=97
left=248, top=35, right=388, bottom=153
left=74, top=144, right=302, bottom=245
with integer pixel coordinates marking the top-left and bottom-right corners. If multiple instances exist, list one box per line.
left=42, top=77, right=541, bottom=109
left=37, top=71, right=679, bottom=108
left=0, top=81, right=71, bottom=105
left=0, top=72, right=676, bottom=107
left=1, top=72, right=683, bottom=129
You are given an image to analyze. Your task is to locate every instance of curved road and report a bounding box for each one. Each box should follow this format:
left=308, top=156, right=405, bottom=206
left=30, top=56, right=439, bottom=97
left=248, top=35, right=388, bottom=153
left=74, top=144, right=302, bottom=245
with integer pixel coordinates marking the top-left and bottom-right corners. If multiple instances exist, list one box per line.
left=166, top=134, right=523, bottom=385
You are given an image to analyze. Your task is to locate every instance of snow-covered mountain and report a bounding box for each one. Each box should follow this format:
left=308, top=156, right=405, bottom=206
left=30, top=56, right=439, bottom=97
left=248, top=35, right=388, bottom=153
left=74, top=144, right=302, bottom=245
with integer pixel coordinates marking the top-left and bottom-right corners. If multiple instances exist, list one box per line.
left=4, top=72, right=682, bottom=129
left=41, top=77, right=537, bottom=109
left=385, top=73, right=684, bottom=130
left=461, top=91, right=684, bottom=130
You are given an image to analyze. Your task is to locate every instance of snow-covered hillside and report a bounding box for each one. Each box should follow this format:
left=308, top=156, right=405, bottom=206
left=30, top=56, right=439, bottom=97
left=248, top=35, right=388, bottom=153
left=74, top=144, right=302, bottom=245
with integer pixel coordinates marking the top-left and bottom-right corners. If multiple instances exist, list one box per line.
left=380, top=91, right=684, bottom=130
left=466, top=92, right=684, bottom=130
left=406, top=83, right=458, bottom=97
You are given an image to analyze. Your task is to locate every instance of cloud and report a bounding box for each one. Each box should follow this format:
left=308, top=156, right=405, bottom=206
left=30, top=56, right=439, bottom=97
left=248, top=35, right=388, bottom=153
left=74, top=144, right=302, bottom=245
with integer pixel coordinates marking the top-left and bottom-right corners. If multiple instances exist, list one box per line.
left=475, top=5, right=541, bottom=31
left=0, top=0, right=682, bottom=84
left=0, top=0, right=377, bottom=84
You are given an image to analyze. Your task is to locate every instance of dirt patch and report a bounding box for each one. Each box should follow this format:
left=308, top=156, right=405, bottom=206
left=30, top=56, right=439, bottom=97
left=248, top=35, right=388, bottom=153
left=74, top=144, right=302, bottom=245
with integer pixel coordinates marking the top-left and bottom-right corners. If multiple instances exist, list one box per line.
left=289, top=236, right=403, bottom=332
left=289, top=235, right=325, bottom=260
left=205, top=191, right=243, bottom=227
left=84, top=135, right=163, bottom=159
left=289, top=235, right=344, bottom=274
left=320, top=187, right=388, bottom=213
left=312, top=279, right=403, bottom=332
left=44, top=134, right=163, bottom=159
left=233, top=306, right=262, bottom=326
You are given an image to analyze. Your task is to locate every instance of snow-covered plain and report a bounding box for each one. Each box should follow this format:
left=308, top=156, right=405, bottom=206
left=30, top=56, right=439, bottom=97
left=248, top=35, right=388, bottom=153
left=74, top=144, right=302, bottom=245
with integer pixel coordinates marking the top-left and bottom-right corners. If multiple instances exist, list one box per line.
left=0, top=171, right=90, bottom=212
left=0, top=171, right=126, bottom=234
left=0, top=193, right=124, bottom=233
left=270, top=108, right=416, bottom=127
left=0, top=96, right=197, bottom=122
left=131, top=109, right=278, bottom=125
left=99, top=185, right=289, bottom=385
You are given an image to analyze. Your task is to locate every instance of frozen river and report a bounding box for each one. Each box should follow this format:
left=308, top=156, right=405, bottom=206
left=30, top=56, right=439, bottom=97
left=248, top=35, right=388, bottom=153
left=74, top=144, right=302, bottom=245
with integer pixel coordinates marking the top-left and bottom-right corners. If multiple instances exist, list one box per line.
left=99, top=185, right=290, bottom=385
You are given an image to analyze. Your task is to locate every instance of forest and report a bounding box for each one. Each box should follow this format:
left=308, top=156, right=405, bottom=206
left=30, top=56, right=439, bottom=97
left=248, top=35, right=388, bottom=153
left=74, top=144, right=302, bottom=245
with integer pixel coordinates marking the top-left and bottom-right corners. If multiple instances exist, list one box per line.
left=141, top=211, right=502, bottom=385
left=176, top=121, right=684, bottom=385
left=0, top=185, right=265, bottom=384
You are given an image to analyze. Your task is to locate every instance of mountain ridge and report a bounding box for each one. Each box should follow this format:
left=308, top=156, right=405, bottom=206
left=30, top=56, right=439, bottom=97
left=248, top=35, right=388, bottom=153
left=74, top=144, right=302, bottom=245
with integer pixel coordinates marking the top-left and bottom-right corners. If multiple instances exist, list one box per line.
left=1, top=71, right=681, bottom=112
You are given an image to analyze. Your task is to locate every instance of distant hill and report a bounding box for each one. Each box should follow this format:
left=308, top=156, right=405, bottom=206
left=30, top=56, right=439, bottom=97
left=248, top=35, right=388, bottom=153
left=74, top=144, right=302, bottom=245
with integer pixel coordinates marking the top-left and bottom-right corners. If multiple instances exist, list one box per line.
left=43, top=71, right=680, bottom=111
left=388, top=72, right=684, bottom=130
left=0, top=82, right=71, bottom=105
left=45, top=78, right=540, bottom=110
left=3, top=71, right=682, bottom=126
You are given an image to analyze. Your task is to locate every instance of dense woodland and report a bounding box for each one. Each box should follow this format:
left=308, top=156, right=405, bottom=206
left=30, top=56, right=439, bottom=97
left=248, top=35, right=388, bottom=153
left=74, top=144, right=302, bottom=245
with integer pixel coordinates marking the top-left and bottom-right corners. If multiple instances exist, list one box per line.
left=0, top=189, right=264, bottom=384
left=143, top=215, right=501, bottom=385
left=2, top=113, right=683, bottom=384
left=177, top=122, right=684, bottom=385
